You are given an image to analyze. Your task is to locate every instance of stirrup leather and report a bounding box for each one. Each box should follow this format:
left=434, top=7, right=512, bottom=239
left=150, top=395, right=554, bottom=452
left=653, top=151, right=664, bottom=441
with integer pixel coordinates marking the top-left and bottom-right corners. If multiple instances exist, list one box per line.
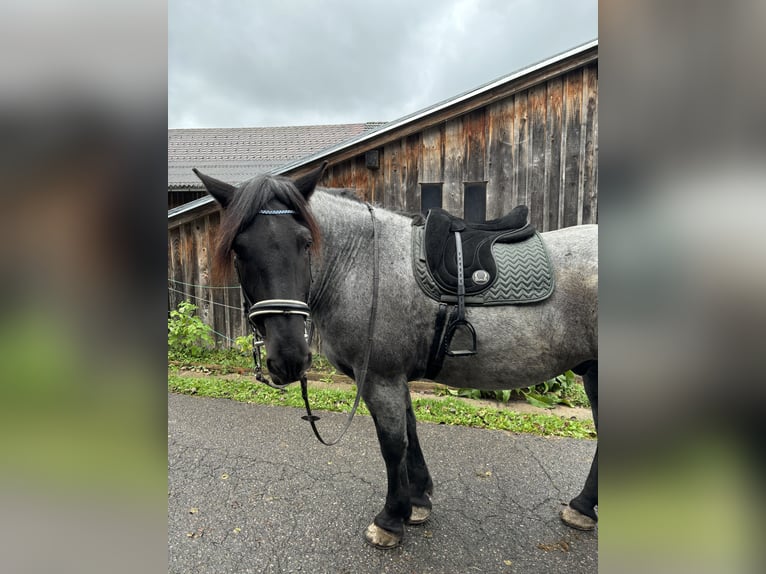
left=444, top=231, right=477, bottom=357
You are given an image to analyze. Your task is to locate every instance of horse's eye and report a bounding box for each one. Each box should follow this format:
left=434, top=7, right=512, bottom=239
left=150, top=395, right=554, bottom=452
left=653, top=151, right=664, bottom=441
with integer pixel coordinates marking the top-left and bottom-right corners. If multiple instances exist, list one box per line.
left=305, top=239, right=313, bottom=251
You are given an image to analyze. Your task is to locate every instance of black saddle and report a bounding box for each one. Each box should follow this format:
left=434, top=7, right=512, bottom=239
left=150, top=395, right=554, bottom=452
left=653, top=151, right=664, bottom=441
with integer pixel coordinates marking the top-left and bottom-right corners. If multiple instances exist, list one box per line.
left=424, top=206, right=535, bottom=295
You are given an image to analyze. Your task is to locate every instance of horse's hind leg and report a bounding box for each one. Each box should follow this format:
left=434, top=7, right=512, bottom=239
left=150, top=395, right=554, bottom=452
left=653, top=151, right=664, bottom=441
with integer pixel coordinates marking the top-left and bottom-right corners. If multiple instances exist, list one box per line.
left=362, top=376, right=411, bottom=548
left=561, top=360, right=599, bottom=531
left=405, top=391, right=433, bottom=524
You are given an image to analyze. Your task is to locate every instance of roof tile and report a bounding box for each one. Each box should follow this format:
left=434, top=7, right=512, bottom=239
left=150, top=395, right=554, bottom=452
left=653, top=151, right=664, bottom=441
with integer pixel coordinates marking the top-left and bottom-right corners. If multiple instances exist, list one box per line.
left=168, top=122, right=385, bottom=188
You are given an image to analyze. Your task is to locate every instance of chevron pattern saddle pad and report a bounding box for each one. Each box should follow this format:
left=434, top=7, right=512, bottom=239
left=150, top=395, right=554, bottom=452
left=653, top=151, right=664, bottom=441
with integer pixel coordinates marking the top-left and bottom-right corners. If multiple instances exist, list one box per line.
left=411, top=223, right=555, bottom=306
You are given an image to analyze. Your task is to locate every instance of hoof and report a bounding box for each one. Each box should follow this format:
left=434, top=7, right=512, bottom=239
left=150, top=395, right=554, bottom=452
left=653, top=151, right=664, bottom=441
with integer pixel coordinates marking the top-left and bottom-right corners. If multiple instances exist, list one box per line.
left=407, top=505, right=431, bottom=525
left=559, top=505, right=597, bottom=531
left=364, top=523, right=402, bottom=549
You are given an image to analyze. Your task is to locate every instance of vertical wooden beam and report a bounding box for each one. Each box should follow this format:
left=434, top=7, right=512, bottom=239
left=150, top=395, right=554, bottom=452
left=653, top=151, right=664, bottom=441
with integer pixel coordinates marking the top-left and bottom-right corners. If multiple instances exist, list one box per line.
left=383, top=140, right=403, bottom=210
left=443, top=117, right=464, bottom=216
left=562, top=68, right=583, bottom=228
left=321, top=164, right=333, bottom=188
left=186, top=222, right=203, bottom=337
left=419, top=124, right=444, bottom=183
left=168, top=227, right=183, bottom=312
left=370, top=149, right=385, bottom=205
left=528, top=84, right=547, bottom=231
left=192, top=215, right=212, bottom=337
left=403, top=134, right=420, bottom=212
left=180, top=223, right=194, bottom=305
left=207, top=213, right=228, bottom=347
left=582, top=63, right=598, bottom=224
left=342, top=161, right=356, bottom=189
left=511, top=91, right=529, bottom=212
left=486, top=98, right=515, bottom=219
left=356, top=155, right=373, bottom=202
left=345, top=162, right=356, bottom=189
left=463, top=108, right=487, bottom=183
left=545, top=76, right=564, bottom=231
left=228, top=257, right=244, bottom=343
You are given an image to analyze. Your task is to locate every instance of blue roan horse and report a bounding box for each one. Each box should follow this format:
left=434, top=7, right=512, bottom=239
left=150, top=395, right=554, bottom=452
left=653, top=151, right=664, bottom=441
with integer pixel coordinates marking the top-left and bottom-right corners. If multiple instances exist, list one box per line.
left=194, top=163, right=598, bottom=549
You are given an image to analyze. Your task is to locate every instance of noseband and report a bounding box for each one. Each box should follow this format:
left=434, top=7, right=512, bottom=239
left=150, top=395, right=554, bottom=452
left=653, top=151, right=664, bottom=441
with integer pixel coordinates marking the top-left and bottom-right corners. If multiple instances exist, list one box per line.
left=248, top=299, right=310, bottom=321
left=246, top=298, right=312, bottom=390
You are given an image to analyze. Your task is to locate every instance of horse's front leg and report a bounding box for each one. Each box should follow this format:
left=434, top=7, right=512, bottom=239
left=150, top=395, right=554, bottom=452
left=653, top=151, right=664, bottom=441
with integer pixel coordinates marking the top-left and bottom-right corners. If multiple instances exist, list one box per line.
left=362, top=375, right=411, bottom=548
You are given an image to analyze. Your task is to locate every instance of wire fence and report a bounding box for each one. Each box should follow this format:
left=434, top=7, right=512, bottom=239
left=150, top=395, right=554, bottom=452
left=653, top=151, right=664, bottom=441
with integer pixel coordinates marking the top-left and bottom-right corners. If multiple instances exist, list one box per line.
left=168, top=277, right=247, bottom=347
left=168, top=278, right=240, bottom=290
left=167, top=278, right=320, bottom=352
left=168, top=286, right=243, bottom=312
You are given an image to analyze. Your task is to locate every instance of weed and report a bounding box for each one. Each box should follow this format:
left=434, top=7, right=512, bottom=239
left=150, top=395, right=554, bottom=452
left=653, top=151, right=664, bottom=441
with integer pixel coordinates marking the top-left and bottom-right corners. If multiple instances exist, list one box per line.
left=448, top=370, right=591, bottom=409
left=168, top=301, right=214, bottom=359
left=233, top=334, right=254, bottom=355
left=168, top=374, right=596, bottom=439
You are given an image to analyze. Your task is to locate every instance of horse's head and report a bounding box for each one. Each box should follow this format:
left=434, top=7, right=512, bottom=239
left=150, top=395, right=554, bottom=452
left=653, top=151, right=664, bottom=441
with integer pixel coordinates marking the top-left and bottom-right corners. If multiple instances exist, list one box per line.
left=193, top=162, right=327, bottom=387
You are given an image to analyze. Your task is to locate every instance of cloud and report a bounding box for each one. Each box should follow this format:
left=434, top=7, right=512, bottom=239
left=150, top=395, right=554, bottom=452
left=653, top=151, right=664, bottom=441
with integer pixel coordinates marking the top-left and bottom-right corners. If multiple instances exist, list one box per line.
left=169, top=0, right=597, bottom=128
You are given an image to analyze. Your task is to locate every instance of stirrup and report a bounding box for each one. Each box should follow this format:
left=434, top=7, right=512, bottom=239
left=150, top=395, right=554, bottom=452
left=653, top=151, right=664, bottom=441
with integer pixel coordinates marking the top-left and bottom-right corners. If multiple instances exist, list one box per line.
left=444, top=319, right=477, bottom=357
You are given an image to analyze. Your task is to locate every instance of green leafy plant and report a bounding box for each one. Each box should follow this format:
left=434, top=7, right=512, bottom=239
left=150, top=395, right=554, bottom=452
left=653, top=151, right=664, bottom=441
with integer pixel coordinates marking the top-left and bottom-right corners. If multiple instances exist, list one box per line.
left=310, top=353, right=338, bottom=383
left=234, top=334, right=254, bottom=355
left=447, top=370, right=589, bottom=409
left=447, top=388, right=483, bottom=400
left=168, top=301, right=214, bottom=360
left=522, top=370, right=588, bottom=408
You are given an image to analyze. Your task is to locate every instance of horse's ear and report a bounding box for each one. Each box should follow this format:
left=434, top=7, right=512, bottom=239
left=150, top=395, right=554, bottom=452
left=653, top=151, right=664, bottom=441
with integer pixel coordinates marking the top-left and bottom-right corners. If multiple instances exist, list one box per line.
left=292, top=161, right=328, bottom=199
left=193, top=168, right=236, bottom=208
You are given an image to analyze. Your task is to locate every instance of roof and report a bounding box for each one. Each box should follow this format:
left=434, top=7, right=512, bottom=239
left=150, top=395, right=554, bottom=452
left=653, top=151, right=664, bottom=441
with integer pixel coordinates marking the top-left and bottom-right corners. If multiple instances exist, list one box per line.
left=168, top=122, right=386, bottom=189
left=170, top=39, right=597, bottom=220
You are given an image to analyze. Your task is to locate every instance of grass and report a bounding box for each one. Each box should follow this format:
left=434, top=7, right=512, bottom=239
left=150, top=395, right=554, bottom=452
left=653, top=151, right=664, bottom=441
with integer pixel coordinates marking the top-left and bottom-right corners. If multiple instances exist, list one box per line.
left=168, top=372, right=596, bottom=439
left=169, top=348, right=254, bottom=373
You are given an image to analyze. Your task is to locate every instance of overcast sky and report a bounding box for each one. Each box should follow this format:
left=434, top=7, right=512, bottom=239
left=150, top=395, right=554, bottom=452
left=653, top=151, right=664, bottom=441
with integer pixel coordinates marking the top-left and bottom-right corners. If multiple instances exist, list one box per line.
left=169, top=0, right=597, bottom=129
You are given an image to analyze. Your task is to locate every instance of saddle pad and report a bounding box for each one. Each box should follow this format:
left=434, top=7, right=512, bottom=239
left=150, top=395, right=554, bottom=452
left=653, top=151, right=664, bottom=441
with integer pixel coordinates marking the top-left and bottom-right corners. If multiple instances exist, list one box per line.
left=412, top=224, right=555, bottom=306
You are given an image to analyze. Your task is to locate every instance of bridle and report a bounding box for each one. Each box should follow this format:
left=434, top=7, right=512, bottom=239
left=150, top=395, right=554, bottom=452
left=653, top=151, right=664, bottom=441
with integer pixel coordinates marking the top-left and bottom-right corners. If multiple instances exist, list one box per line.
left=234, top=221, right=312, bottom=391
left=247, top=298, right=313, bottom=389
left=236, top=203, right=380, bottom=446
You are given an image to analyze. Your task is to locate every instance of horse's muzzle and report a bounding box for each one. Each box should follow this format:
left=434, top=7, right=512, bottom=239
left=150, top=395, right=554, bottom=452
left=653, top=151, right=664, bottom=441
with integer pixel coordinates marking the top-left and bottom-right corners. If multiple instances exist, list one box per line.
left=247, top=299, right=312, bottom=387
left=266, top=352, right=312, bottom=386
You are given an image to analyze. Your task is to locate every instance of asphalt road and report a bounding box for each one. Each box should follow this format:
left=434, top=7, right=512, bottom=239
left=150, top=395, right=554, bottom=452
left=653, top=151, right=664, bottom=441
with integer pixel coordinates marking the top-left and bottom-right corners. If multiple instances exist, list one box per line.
left=168, top=393, right=597, bottom=574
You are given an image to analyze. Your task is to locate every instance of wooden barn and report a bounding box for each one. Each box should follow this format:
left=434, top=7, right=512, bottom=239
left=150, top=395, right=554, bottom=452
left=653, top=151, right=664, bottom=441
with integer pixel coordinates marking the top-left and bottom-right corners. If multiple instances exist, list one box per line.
left=168, top=40, right=598, bottom=346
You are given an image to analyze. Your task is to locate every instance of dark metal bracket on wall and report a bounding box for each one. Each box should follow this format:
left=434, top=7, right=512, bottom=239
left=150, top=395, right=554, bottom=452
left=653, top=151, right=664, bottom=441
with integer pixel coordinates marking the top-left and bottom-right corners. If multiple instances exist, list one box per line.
left=365, top=149, right=380, bottom=170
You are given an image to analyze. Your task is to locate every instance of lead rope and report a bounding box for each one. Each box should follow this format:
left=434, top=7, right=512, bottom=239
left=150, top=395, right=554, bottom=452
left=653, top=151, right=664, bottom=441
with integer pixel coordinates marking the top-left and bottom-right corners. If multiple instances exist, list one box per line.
left=300, top=202, right=379, bottom=446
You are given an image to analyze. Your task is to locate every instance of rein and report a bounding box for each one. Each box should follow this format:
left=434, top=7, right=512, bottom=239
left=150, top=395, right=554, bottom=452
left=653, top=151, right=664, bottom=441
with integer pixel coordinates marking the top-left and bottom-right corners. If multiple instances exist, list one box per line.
left=239, top=203, right=380, bottom=446
left=301, top=202, right=379, bottom=445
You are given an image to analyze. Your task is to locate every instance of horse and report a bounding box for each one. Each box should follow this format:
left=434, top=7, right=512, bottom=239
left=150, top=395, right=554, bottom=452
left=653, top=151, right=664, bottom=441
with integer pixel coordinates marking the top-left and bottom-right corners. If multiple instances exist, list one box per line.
left=193, top=162, right=598, bottom=549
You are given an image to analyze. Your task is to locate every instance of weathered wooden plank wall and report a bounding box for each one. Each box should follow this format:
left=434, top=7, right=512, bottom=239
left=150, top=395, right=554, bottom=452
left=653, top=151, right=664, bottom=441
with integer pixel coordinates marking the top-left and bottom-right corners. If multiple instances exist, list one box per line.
left=168, top=60, right=597, bottom=347
left=318, top=62, right=598, bottom=229
left=168, top=211, right=246, bottom=347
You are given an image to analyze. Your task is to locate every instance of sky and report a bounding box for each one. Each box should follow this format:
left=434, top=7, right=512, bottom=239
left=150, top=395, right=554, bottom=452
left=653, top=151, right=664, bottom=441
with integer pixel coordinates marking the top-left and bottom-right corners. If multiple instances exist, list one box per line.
left=169, top=0, right=597, bottom=129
